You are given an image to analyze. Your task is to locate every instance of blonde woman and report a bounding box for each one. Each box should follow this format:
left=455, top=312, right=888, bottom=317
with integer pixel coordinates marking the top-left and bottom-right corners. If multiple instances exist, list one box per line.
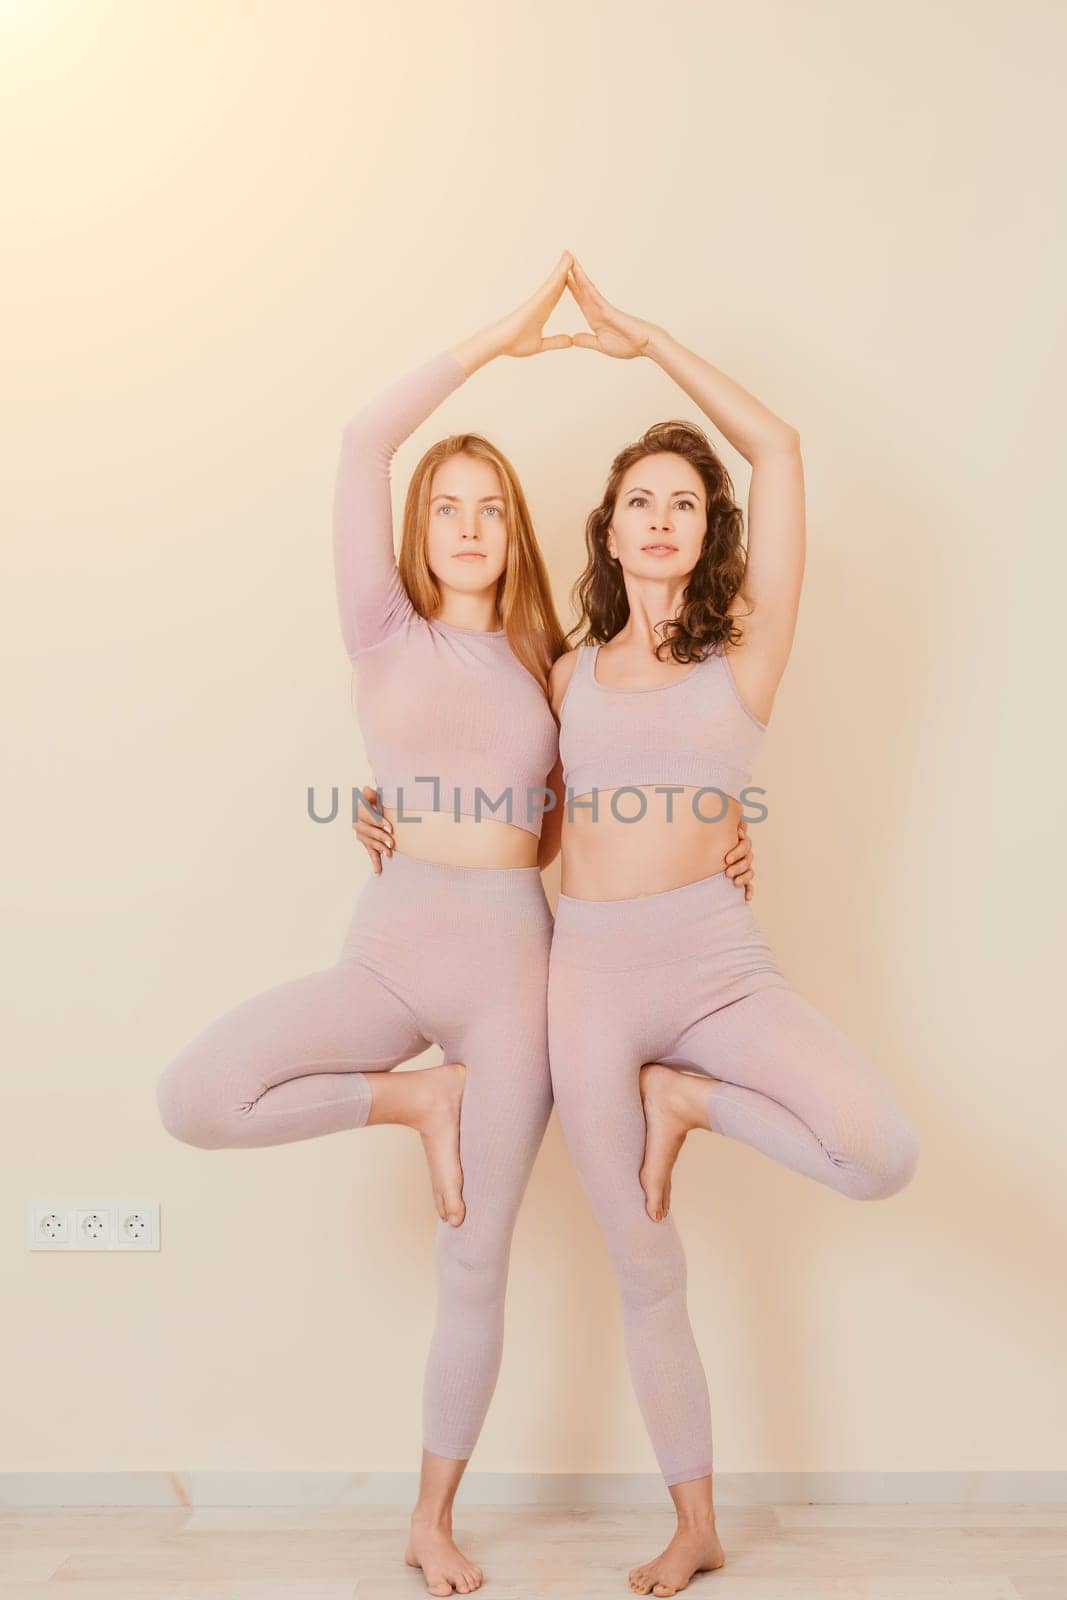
left=158, top=255, right=617, bottom=1598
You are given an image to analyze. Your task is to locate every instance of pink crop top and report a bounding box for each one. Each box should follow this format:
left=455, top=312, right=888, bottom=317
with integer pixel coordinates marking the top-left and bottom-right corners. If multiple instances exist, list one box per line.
left=558, top=641, right=768, bottom=804
left=331, top=351, right=559, bottom=838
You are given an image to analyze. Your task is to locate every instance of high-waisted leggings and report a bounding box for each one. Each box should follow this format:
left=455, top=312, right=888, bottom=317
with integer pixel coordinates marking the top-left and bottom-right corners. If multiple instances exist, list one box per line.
left=547, top=866, right=920, bottom=1488
left=155, top=851, right=554, bottom=1462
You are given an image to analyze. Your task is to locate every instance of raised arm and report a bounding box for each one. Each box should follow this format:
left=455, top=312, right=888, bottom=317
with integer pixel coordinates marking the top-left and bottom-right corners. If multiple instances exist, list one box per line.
left=333, top=250, right=575, bottom=663
left=332, top=352, right=467, bottom=660
left=566, top=257, right=805, bottom=692
left=642, top=328, right=804, bottom=685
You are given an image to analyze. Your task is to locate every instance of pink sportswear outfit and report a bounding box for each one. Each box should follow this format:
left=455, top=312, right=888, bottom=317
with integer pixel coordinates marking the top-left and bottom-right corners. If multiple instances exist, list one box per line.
left=333, top=350, right=557, bottom=833
left=548, top=641, right=920, bottom=1486
left=156, top=351, right=558, bottom=1463
left=559, top=636, right=767, bottom=805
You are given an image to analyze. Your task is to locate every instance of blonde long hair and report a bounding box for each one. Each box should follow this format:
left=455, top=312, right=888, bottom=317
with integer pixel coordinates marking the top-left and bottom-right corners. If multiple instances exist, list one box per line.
left=398, top=434, right=566, bottom=691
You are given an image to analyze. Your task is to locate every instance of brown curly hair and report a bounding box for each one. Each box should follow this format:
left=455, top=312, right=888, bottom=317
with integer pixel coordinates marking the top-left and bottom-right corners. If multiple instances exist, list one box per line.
left=566, top=420, right=754, bottom=663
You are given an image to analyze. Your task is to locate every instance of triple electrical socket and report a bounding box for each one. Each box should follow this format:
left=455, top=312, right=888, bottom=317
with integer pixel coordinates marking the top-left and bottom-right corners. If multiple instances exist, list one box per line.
left=27, top=1200, right=159, bottom=1251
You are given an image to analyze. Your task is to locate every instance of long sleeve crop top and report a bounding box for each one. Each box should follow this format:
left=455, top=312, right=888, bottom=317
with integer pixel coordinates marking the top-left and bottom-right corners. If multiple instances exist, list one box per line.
left=331, top=351, right=560, bottom=839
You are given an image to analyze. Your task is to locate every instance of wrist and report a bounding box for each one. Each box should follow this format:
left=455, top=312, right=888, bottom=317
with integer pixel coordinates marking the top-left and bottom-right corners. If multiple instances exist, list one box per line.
left=448, top=321, right=503, bottom=378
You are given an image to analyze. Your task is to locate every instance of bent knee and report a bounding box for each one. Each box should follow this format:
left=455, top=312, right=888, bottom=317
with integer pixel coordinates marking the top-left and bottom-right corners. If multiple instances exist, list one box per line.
left=155, top=1071, right=231, bottom=1150
left=879, top=1120, right=921, bottom=1197
left=840, top=1120, right=920, bottom=1201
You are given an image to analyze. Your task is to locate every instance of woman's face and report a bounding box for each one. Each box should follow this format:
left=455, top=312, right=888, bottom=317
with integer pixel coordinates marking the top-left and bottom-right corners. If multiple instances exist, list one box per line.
left=609, top=452, right=707, bottom=579
left=425, top=453, right=510, bottom=594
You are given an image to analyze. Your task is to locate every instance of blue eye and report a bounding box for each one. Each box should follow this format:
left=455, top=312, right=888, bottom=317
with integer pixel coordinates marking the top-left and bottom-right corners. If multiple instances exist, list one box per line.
left=482, top=505, right=502, bottom=517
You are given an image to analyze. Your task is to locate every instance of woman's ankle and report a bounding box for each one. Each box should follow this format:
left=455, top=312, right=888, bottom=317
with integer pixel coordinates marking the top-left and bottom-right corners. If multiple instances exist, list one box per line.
left=366, top=1061, right=462, bottom=1132
left=410, top=1501, right=453, bottom=1530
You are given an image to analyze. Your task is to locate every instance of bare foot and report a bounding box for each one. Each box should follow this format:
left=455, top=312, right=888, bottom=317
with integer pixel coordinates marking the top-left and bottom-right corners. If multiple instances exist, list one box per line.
left=638, top=1064, right=716, bottom=1223
left=417, top=1063, right=467, bottom=1227
left=405, top=1513, right=484, bottom=1595
left=370, top=1062, right=468, bottom=1225
left=628, top=1517, right=726, bottom=1595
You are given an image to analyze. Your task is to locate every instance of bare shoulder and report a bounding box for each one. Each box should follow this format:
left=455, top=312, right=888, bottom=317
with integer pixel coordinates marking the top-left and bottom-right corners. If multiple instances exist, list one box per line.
left=548, top=646, right=581, bottom=719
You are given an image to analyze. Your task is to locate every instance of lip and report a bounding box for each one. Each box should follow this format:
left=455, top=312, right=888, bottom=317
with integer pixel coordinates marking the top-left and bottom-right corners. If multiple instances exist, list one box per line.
left=641, top=544, right=678, bottom=553
left=453, top=552, right=486, bottom=561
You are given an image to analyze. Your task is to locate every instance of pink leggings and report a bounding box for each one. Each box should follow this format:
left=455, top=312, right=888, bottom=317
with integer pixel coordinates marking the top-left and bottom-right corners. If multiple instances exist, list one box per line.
left=547, top=866, right=920, bottom=1487
left=156, top=851, right=553, bottom=1462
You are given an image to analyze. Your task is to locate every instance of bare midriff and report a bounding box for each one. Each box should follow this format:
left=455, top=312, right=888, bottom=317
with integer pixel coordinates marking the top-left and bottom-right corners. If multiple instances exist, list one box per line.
left=382, top=806, right=541, bottom=869
left=560, top=786, right=744, bottom=900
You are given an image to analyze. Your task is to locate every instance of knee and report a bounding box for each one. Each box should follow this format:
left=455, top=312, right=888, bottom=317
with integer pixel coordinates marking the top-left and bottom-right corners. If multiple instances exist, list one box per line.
left=435, top=1225, right=511, bottom=1310
left=610, top=1221, right=688, bottom=1313
left=880, top=1118, right=921, bottom=1198
left=843, top=1118, right=921, bottom=1201
left=155, top=1066, right=227, bottom=1150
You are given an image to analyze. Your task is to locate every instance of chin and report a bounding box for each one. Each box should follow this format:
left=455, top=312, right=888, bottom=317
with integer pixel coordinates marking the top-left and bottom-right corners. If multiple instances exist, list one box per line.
left=445, top=575, right=501, bottom=596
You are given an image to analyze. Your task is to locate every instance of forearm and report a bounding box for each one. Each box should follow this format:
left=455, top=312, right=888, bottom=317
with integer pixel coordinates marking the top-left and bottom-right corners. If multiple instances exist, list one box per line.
left=535, top=764, right=565, bottom=869
left=333, top=350, right=467, bottom=658
left=536, top=829, right=561, bottom=872
left=644, top=326, right=799, bottom=464
left=448, top=320, right=505, bottom=378
left=342, top=349, right=466, bottom=449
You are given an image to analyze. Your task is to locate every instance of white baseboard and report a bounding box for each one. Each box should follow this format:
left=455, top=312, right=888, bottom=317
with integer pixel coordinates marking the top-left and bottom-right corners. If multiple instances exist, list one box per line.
left=2, top=1470, right=1065, bottom=1508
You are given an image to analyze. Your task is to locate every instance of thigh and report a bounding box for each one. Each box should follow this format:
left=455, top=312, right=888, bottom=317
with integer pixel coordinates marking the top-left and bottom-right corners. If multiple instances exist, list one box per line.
left=548, top=955, right=653, bottom=1213
left=667, top=982, right=905, bottom=1136
left=548, top=956, right=696, bottom=1315
left=157, top=951, right=432, bottom=1130
left=432, top=935, right=554, bottom=1263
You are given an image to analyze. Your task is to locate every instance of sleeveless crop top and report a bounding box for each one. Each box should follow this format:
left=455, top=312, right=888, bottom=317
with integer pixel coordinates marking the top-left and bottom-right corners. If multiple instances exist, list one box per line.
left=331, top=351, right=559, bottom=839
left=558, top=641, right=768, bottom=804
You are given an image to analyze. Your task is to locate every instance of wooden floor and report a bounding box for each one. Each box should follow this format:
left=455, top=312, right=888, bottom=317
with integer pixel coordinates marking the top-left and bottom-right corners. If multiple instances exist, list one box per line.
left=1, top=1504, right=1065, bottom=1598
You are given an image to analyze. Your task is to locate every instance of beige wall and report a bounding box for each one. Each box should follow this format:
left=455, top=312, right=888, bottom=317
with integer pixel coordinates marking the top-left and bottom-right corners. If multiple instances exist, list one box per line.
left=5, top=1, right=1065, bottom=1478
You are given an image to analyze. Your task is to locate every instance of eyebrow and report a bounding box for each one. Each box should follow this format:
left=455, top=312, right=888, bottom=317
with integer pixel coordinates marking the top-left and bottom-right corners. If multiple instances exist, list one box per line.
left=625, top=485, right=703, bottom=499
left=430, top=493, right=505, bottom=504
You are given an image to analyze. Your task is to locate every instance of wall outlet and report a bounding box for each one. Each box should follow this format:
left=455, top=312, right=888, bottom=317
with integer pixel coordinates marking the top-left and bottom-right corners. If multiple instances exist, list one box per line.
left=113, top=1200, right=159, bottom=1251
left=28, top=1206, right=71, bottom=1249
left=28, top=1200, right=159, bottom=1251
left=74, top=1208, right=111, bottom=1249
